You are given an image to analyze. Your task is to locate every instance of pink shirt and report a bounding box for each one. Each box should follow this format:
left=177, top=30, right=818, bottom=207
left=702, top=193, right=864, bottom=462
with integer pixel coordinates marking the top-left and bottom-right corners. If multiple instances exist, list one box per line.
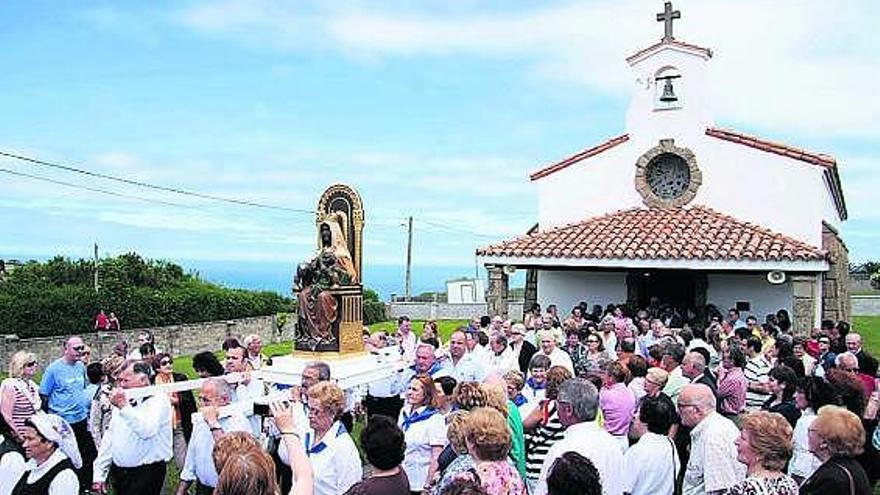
left=716, top=366, right=747, bottom=415
left=600, top=382, right=636, bottom=436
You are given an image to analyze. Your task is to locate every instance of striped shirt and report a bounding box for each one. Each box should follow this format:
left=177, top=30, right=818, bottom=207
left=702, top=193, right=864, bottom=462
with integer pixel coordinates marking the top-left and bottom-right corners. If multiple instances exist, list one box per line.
left=525, top=401, right=566, bottom=481
left=0, top=378, right=40, bottom=437
left=743, top=355, right=771, bottom=409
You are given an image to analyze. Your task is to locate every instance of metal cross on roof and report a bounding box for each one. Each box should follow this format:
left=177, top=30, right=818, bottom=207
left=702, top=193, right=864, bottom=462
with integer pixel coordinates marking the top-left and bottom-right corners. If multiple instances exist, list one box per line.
left=656, top=1, right=681, bottom=42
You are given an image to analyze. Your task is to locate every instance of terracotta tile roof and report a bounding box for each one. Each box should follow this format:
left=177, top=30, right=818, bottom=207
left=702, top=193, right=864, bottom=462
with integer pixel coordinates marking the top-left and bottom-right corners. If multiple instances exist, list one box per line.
left=530, top=134, right=630, bottom=181
left=476, top=206, right=826, bottom=262
left=706, top=127, right=836, bottom=168
left=626, top=39, right=713, bottom=65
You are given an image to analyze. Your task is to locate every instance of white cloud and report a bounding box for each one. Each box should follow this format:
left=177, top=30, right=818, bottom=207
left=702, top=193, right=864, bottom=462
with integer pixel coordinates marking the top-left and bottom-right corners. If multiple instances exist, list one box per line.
left=173, top=1, right=880, bottom=138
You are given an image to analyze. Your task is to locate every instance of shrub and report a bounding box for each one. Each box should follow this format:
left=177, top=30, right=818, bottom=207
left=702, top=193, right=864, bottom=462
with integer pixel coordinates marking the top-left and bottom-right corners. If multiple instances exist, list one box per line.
left=363, top=299, right=387, bottom=326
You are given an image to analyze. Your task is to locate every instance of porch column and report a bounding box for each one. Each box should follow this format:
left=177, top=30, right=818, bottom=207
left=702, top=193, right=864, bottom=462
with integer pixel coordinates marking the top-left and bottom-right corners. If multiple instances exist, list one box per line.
left=822, top=223, right=851, bottom=322
left=486, top=265, right=509, bottom=318
left=523, top=268, right=538, bottom=320
left=791, top=274, right=818, bottom=336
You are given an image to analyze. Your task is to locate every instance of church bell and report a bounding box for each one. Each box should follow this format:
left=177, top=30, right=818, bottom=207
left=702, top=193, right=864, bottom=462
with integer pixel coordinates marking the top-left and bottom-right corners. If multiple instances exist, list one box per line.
left=659, top=77, right=678, bottom=102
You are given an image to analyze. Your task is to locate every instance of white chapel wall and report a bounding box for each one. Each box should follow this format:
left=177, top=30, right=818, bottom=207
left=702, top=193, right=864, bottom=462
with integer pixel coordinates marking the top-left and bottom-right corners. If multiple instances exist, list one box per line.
left=537, top=270, right=627, bottom=313
left=705, top=273, right=792, bottom=320
left=691, top=138, right=829, bottom=246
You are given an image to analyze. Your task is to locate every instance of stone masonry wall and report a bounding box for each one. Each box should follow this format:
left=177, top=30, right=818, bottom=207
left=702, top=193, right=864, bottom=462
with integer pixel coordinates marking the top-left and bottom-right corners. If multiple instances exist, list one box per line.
left=0, top=315, right=295, bottom=371
left=822, top=223, right=852, bottom=322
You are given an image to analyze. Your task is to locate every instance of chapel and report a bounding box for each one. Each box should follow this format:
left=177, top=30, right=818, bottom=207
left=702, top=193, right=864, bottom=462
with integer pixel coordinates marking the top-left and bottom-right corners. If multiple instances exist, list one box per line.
left=476, top=2, right=849, bottom=333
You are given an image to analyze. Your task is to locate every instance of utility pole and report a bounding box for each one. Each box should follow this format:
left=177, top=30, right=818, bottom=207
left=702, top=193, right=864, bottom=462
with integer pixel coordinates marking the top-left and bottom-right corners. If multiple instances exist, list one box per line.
left=405, top=216, right=413, bottom=301
left=93, top=243, right=99, bottom=293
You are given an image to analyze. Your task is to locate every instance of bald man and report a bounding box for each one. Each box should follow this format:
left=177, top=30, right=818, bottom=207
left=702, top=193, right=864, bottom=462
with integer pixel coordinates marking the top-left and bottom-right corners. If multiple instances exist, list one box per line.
left=679, top=384, right=744, bottom=495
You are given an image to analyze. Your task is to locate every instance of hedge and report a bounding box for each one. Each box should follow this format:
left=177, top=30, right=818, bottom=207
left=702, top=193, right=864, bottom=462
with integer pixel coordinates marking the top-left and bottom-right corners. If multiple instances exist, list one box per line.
left=0, top=254, right=295, bottom=338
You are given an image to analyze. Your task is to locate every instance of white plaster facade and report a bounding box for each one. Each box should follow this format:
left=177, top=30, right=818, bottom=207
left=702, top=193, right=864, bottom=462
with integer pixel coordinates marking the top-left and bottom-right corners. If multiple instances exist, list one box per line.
left=535, top=42, right=842, bottom=247
left=447, top=278, right=486, bottom=304
left=537, top=271, right=628, bottom=315
left=705, top=273, right=792, bottom=322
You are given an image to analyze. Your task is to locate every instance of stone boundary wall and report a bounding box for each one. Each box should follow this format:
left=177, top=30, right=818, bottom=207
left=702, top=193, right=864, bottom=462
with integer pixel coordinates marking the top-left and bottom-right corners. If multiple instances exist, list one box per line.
left=387, top=301, right=525, bottom=321
left=0, top=315, right=295, bottom=370
left=853, top=296, right=880, bottom=316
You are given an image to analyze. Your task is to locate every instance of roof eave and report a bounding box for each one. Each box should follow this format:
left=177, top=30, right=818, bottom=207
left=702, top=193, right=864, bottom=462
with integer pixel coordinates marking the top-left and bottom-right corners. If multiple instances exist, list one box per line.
left=477, top=255, right=828, bottom=272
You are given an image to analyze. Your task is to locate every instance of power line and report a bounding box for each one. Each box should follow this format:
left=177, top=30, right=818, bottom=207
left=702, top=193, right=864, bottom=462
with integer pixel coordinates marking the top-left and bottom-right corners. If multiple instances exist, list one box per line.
left=0, top=150, right=315, bottom=215
left=0, top=167, right=210, bottom=211
left=415, top=218, right=499, bottom=239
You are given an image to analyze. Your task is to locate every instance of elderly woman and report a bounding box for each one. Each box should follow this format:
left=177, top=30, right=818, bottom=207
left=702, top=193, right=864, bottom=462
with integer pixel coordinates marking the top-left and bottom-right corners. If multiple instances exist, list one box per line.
left=642, top=367, right=669, bottom=399
left=399, top=374, right=446, bottom=494
left=278, top=381, right=360, bottom=495
left=11, top=412, right=81, bottom=493
left=452, top=382, right=488, bottom=412
left=88, top=355, right=125, bottom=449
left=0, top=352, right=40, bottom=446
left=521, top=355, right=550, bottom=417
left=801, top=405, right=872, bottom=495
left=345, top=415, right=408, bottom=495
left=523, top=366, right=572, bottom=491
left=463, top=407, right=527, bottom=495
left=433, top=411, right=474, bottom=494
left=563, top=329, right=590, bottom=377
left=728, top=411, right=799, bottom=494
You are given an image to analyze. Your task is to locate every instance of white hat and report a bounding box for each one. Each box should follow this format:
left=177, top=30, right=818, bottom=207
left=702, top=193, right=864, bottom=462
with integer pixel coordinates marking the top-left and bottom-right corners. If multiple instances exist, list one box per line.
left=28, top=412, right=82, bottom=469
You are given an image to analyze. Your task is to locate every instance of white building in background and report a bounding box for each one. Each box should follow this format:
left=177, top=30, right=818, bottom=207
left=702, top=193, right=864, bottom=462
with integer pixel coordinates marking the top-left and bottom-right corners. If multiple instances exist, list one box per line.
left=477, top=3, right=849, bottom=332
left=447, top=278, right=486, bottom=304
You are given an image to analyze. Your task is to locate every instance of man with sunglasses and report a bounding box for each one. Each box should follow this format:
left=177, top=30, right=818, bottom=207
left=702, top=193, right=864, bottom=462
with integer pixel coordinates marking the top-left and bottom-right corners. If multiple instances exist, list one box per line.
left=39, top=335, right=98, bottom=491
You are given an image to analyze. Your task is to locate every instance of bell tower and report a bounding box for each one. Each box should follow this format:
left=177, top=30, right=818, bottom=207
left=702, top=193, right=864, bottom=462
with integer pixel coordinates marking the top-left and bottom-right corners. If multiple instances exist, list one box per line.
left=624, top=2, right=714, bottom=143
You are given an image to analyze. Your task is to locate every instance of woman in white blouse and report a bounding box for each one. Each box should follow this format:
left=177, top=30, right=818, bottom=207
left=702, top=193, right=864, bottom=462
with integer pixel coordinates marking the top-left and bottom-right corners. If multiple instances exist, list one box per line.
left=296, top=381, right=362, bottom=495
left=399, top=374, right=447, bottom=493
left=10, top=412, right=81, bottom=494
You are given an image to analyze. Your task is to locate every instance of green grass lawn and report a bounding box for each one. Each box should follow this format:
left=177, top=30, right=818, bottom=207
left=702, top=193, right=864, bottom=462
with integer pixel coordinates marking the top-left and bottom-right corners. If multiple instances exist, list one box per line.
left=854, top=316, right=880, bottom=356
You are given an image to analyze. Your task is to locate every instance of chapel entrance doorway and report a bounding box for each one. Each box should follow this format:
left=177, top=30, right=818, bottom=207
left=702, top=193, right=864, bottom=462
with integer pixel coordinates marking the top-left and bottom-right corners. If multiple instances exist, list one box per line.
left=629, top=269, right=703, bottom=310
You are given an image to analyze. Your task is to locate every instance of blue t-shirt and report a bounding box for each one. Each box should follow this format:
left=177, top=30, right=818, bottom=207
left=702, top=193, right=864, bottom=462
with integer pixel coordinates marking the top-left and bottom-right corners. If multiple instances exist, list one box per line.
left=39, top=358, right=87, bottom=423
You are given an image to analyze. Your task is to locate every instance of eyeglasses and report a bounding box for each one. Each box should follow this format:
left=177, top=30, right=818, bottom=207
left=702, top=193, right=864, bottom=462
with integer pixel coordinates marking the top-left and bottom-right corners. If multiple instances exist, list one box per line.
left=842, top=367, right=859, bottom=373
left=82, top=351, right=91, bottom=356
left=160, top=360, right=172, bottom=366
left=72, top=346, right=85, bottom=351
left=25, top=361, right=37, bottom=367
left=586, top=340, right=599, bottom=344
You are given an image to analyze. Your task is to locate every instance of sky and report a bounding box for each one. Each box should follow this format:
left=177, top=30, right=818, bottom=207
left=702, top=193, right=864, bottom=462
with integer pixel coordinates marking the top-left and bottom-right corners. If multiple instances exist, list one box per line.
left=0, top=0, right=878, bottom=280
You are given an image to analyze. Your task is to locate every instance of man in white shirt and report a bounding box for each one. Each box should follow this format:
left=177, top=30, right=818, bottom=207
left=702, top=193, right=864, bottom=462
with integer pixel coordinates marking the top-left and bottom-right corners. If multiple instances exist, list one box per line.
left=679, top=384, right=745, bottom=495
left=397, top=316, right=418, bottom=364
left=536, top=378, right=624, bottom=495
left=486, top=333, right=517, bottom=374
left=623, top=394, right=680, bottom=495
left=92, top=361, right=172, bottom=495
left=224, top=341, right=264, bottom=436
left=536, top=330, right=574, bottom=375
left=175, top=378, right=252, bottom=495
left=437, top=329, right=486, bottom=382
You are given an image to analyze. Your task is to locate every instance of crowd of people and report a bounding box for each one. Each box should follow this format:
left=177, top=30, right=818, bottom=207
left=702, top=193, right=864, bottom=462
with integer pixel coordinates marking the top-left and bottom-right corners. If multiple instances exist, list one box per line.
left=1, top=302, right=879, bottom=495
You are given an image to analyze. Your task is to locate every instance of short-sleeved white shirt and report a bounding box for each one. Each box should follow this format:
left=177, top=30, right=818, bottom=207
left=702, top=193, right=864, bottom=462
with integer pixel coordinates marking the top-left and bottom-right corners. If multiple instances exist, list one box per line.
left=683, top=412, right=746, bottom=495
left=291, top=421, right=362, bottom=495
left=398, top=405, right=447, bottom=490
